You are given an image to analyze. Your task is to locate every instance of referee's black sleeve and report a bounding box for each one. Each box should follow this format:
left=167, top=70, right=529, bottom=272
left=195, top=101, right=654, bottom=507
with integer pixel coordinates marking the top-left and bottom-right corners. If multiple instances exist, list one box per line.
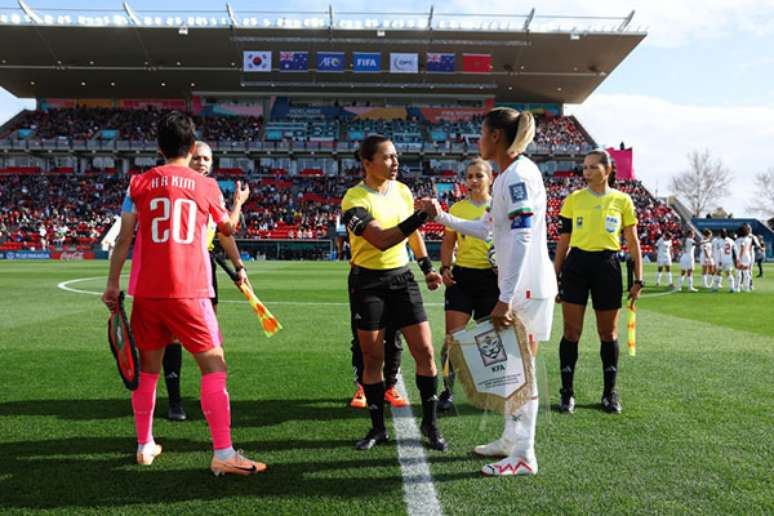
left=560, top=216, right=572, bottom=234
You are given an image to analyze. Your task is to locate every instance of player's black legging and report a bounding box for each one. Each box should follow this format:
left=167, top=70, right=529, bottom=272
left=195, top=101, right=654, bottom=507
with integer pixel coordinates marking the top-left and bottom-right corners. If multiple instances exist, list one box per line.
left=351, top=322, right=403, bottom=389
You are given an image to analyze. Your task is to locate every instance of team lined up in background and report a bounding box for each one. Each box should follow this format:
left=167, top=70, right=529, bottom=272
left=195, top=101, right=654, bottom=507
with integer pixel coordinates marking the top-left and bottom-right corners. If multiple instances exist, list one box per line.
left=654, top=226, right=764, bottom=293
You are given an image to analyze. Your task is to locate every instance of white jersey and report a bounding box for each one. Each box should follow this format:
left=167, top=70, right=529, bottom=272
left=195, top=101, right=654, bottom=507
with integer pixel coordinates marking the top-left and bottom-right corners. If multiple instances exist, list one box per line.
left=655, top=238, right=673, bottom=259
left=735, top=236, right=753, bottom=264
left=435, top=155, right=558, bottom=302
left=720, top=237, right=735, bottom=264
left=701, top=239, right=713, bottom=261
left=711, top=237, right=723, bottom=261
left=682, top=237, right=696, bottom=260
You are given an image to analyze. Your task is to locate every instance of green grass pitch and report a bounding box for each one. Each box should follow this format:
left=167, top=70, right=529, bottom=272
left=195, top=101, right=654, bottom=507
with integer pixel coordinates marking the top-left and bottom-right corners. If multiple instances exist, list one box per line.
left=0, top=260, right=772, bottom=514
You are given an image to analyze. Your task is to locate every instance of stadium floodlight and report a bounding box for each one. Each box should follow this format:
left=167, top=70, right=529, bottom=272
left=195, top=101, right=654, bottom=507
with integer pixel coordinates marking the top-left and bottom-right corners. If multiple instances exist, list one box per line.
left=123, top=2, right=141, bottom=26
left=618, top=10, right=635, bottom=32
left=523, top=8, right=535, bottom=31
left=17, top=0, right=41, bottom=24
left=225, top=2, right=238, bottom=28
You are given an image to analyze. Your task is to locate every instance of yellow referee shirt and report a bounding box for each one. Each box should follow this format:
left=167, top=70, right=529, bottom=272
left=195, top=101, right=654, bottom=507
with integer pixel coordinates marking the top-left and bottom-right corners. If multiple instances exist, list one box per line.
left=559, top=188, right=637, bottom=251
left=341, top=180, right=413, bottom=270
left=206, top=216, right=217, bottom=252
left=448, top=199, right=492, bottom=269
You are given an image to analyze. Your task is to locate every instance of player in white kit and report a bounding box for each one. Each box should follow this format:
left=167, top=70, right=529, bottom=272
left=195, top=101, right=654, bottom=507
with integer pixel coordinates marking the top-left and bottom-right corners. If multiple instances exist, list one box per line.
left=417, top=107, right=557, bottom=477
left=713, top=229, right=736, bottom=292
left=678, top=230, right=698, bottom=292
left=655, top=233, right=674, bottom=289
left=735, top=225, right=753, bottom=292
left=700, top=229, right=715, bottom=288
left=711, top=231, right=724, bottom=288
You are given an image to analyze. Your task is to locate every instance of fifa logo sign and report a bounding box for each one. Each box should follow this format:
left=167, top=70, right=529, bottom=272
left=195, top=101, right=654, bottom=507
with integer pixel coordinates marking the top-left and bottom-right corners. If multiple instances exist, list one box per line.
left=356, top=57, right=377, bottom=67
left=475, top=330, right=507, bottom=367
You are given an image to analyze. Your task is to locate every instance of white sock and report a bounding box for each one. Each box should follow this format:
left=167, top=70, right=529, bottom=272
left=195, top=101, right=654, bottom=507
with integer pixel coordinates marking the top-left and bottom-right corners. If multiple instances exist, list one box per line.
left=138, top=440, right=157, bottom=454
left=729, top=274, right=736, bottom=290
left=656, top=272, right=662, bottom=286
left=214, top=446, right=237, bottom=460
left=736, top=271, right=742, bottom=289
left=678, top=276, right=684, bottom=289
left=688, top=276, right=694, bottom=289
left=667, top=272, right=673, bottom=285
left=504, top=356, right=538, bottom=458
left=715, top=275, right=722, bottom=288
left=703, top=274, right=709, bottom=287
left=744, top=270, right=751, bottom=290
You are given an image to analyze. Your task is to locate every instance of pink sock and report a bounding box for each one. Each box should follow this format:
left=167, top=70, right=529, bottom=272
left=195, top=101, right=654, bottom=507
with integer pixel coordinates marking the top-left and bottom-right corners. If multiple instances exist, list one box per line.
left=131, top=372, right=159, bottom=445
left=201, top=371, right=232, bottom=450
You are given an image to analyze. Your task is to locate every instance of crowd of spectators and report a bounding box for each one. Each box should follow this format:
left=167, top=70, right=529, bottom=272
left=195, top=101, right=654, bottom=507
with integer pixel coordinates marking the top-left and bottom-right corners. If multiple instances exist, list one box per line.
left=1, top=108, right=264, bottom=143
left=0, top=174, right=127, bottom=250
left=2, top=108, right=593, bottom=150
left=0, top=170, right=685, bottom=256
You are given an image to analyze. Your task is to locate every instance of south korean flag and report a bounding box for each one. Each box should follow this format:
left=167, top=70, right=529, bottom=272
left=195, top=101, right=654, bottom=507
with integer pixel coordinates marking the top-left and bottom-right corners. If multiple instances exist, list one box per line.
left=243, top=51, right=272, bottom=72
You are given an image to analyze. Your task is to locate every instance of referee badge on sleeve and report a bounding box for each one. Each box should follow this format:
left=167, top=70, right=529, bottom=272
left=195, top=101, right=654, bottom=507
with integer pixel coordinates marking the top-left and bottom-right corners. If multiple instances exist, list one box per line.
left=605, top=215, right=620, bottom=233
left=509, top=182, right=528, bottom=202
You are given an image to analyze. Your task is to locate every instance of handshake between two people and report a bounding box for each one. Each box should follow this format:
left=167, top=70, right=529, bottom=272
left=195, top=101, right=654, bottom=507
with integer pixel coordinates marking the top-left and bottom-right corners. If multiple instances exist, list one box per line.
left=414, top=198, right=443, bottom=218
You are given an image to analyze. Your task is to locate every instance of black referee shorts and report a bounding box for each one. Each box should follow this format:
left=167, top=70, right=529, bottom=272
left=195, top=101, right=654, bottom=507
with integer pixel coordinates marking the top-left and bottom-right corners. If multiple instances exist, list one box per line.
left=348, top=265, right=427, bottom=331
left=559, top=248, right=623, bottom=310
left=444, top=266, right=499, bottom=320
left=209, top=254, right=219, bottom=306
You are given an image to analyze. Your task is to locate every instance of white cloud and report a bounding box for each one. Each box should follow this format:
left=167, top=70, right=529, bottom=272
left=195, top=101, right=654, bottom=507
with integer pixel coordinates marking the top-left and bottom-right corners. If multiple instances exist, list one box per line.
left=567, top=94, right=774, bottom=217
left=444, top=0, right=774, bottom=47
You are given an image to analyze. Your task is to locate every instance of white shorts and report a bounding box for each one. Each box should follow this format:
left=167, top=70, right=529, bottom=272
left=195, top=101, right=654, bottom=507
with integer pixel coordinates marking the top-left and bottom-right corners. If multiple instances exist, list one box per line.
left=719, top=260, right=734, bottom=272
left=712, top=253, right=721, bottom=266
left=512, top=297, right=554, bottom=343
left=738, top=257, right=752, bottom=267
left=680, top=254, right=694, bottom=271
left=657, top=255, right=671, bottom=267
left=702, top=256, right=714, bottom=267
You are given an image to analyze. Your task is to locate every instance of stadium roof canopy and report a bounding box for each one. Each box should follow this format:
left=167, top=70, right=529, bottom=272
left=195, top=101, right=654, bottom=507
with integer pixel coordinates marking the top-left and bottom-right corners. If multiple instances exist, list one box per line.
left=0, top=4, right=646, bottom=104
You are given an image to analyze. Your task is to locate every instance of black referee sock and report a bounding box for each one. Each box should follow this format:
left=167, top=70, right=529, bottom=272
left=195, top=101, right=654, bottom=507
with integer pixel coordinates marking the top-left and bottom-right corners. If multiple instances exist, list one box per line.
left=363, top=382, right=386, bottom=431
left=559, top=338, right=579, bottom=394
left=600, top=340, right=620, bottom=396
left=415, top=375, right=438, bottom=428
left=163, top=343, right=182, bottom=405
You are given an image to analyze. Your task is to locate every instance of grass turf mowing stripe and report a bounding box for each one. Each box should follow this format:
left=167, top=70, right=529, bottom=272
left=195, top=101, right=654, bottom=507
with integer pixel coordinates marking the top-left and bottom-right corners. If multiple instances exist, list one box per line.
left=391, top=375, right=443, bottom=516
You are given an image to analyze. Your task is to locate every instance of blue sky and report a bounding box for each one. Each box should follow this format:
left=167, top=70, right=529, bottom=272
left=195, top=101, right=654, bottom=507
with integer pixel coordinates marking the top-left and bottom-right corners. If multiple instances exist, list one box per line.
left=2, top=0, right=773, bottom=216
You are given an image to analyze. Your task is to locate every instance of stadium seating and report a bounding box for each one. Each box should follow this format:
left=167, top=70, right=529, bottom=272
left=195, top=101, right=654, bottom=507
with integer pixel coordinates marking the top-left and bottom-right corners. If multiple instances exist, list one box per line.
left=0, top=169, right=683, bottom=254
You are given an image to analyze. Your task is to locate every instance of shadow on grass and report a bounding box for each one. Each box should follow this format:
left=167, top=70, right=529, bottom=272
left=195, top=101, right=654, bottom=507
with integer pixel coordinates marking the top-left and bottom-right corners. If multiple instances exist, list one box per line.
left=0, top=398, right=374, bottom=428
left=0, top=435, right=472, bottom=510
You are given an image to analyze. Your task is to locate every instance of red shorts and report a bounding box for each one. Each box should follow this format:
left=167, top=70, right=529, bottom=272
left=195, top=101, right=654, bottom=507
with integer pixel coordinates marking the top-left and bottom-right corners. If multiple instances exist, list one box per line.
left=131, top=297, right=222, bottom=354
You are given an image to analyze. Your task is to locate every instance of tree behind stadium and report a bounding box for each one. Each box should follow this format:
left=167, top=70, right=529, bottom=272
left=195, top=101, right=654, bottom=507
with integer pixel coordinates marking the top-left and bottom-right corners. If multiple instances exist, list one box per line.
left=750, top=167, right=774, bottom=218
left=670, top=149, right=732, bottom=216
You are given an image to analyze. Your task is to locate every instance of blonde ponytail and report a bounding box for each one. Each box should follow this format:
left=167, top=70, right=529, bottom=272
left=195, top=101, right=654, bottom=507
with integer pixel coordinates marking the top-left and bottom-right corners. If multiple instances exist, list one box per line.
left=507, top=111, right=535, bottom=155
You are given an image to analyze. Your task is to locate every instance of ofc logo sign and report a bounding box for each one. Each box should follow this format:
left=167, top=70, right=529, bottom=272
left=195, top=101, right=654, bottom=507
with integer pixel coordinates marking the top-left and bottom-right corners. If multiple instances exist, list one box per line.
left=390, top=53, right=418, bottom=73
left=353, top=52, right=381, bottom=72
left=475, top=330, right=508, bottom=367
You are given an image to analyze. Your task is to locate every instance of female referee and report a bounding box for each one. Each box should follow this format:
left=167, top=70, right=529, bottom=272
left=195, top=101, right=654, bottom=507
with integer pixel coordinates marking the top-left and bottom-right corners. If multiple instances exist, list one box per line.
left=554, top=148, right=643, bottom=415
left=417, top=107, right=557, bottom=477
left=437, top=158, right=499, bottom=411
left=341, top=135, right=447, bottom=452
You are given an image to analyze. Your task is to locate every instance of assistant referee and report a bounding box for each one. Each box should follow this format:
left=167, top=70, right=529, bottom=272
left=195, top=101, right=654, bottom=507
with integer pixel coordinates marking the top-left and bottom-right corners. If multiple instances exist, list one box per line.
left=554, top=148, right=643, bottom=414
left=341, top=134, right=447, bottom=452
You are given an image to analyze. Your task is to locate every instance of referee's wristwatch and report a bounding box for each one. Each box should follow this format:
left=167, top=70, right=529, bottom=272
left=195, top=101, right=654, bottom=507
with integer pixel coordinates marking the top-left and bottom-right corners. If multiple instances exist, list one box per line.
left=633, top=279, right=644, bottom=287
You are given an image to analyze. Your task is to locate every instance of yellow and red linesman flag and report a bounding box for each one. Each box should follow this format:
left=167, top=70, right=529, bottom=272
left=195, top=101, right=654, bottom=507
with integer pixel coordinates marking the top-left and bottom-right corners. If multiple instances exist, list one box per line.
left=627, top=300, right=636, bottom=356
left=212, top=255, right=282, bottom=337
left=239, top=282, right=282, bottom=337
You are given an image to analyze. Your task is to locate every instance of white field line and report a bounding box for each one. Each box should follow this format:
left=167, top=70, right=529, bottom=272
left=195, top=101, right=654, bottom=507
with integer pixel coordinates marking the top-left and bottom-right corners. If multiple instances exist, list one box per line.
left=391, top=375, right=443, bottom=516
left=56, top=276, right=445, bottom=306
left=58, top=274, right=445, bottom=514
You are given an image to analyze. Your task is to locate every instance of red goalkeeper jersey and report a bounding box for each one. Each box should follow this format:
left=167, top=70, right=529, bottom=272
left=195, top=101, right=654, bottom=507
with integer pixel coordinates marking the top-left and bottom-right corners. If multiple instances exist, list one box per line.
left=125, top=165, right=228, bottom=298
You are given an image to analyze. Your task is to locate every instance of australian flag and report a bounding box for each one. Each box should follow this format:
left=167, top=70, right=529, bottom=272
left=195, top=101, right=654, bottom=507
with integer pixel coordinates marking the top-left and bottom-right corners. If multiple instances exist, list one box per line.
left=426, top=52, right=455, bottom=72
left=280, top=51, right=309, bottom=71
